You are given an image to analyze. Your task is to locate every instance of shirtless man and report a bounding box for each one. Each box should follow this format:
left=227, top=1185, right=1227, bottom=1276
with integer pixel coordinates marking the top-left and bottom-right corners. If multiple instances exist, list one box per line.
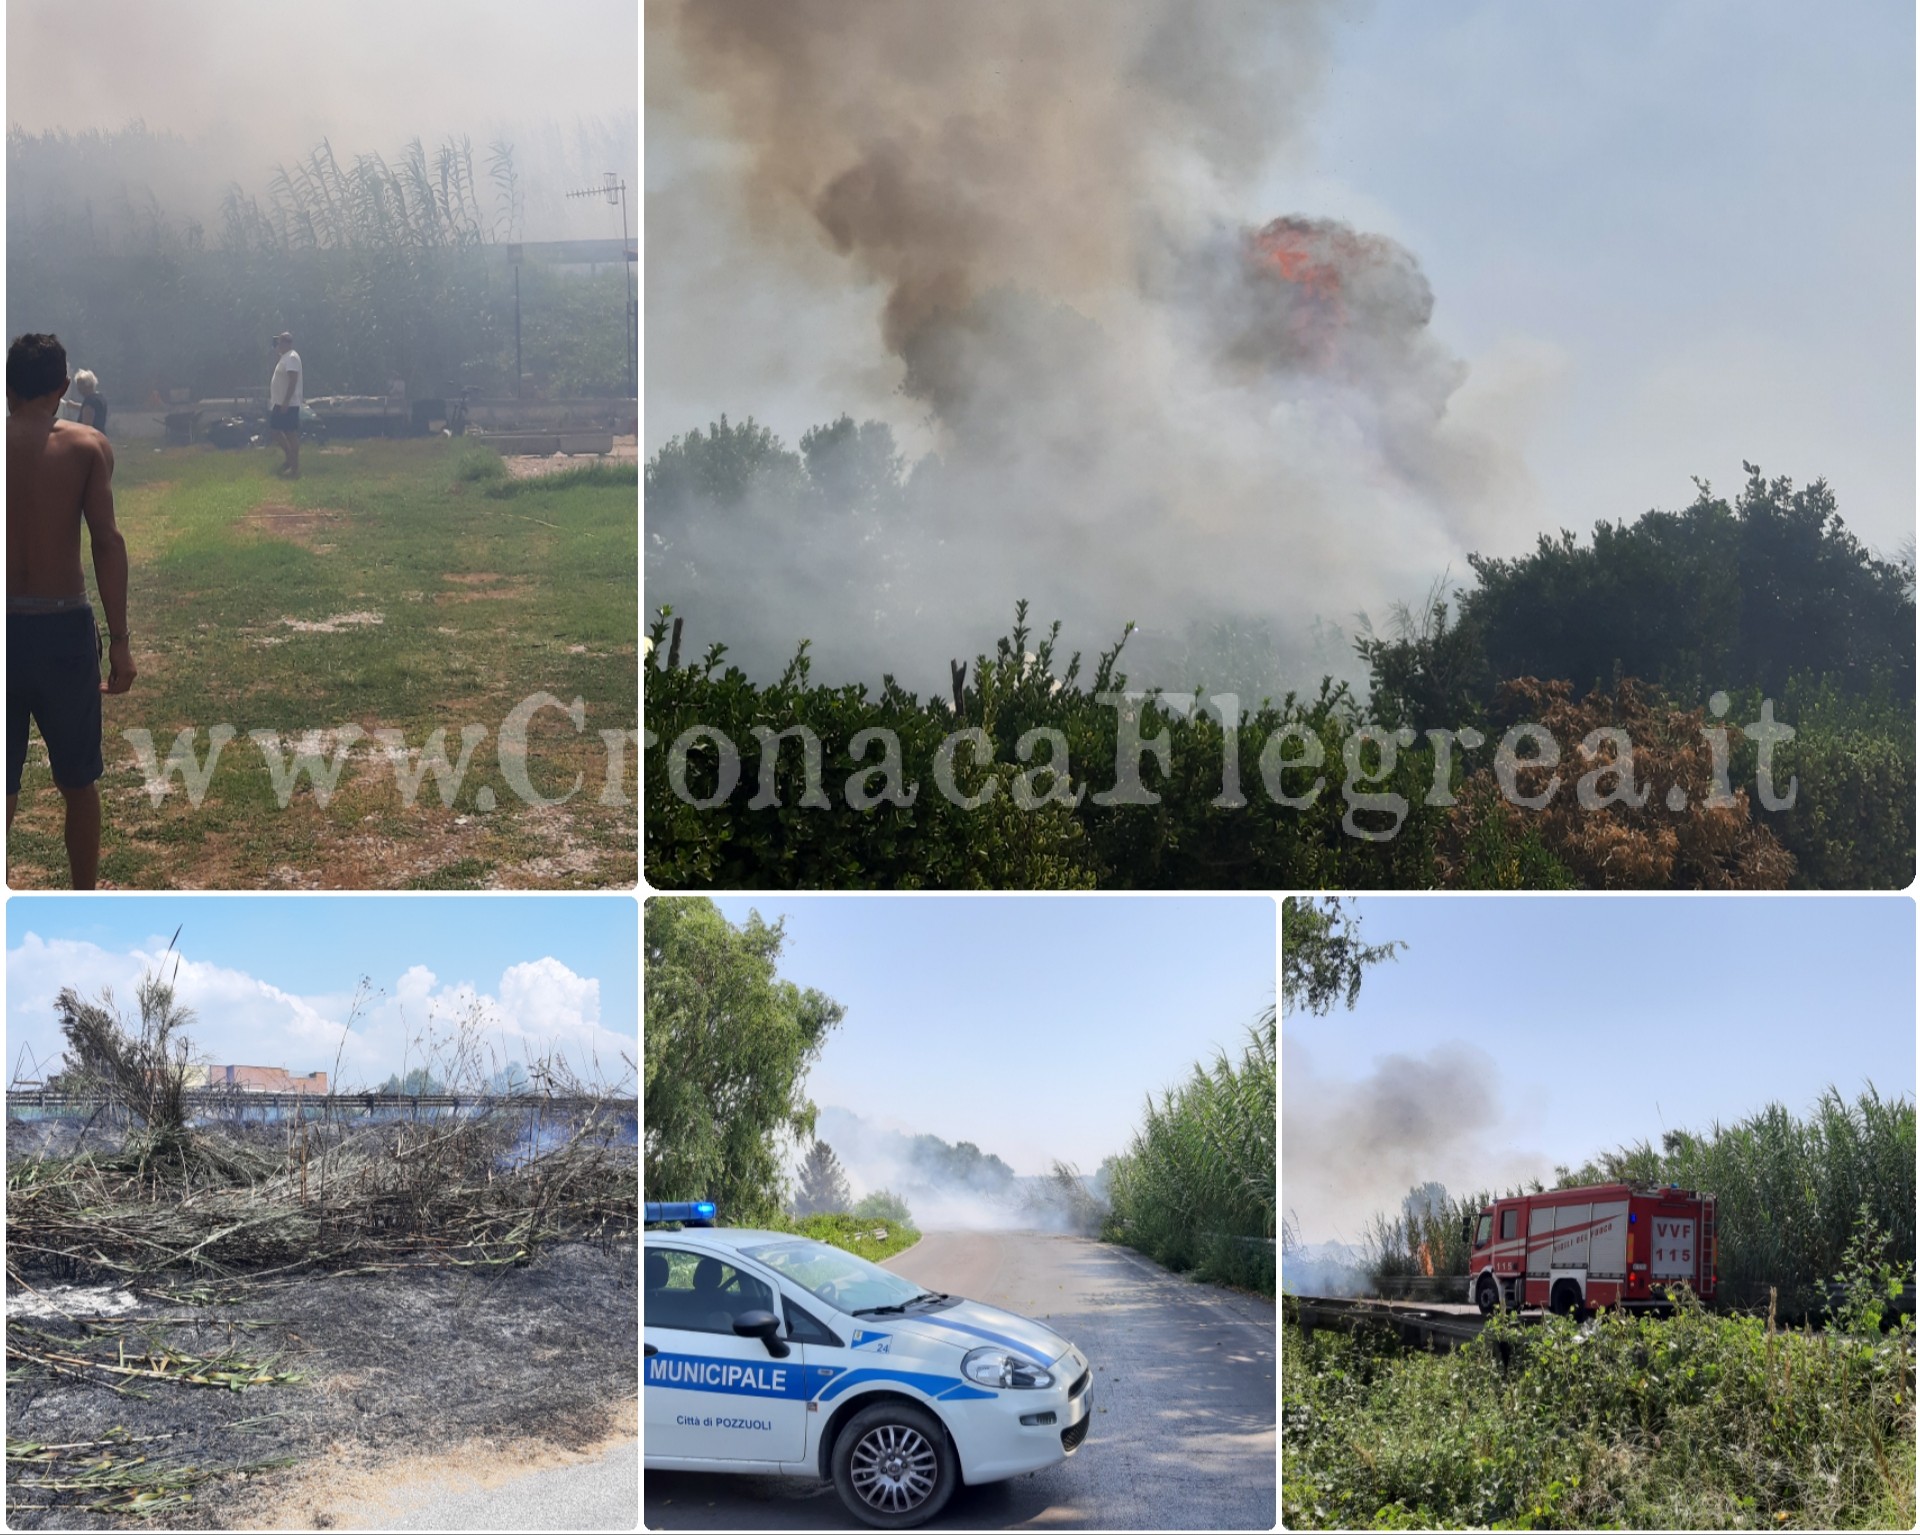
left=7, top=332, right=135, bottom=888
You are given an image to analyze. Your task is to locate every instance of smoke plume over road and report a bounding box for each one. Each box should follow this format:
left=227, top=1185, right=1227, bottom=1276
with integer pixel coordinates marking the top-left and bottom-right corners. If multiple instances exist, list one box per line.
left=805, top=1106, right=1100, bottom=1234
left=648, top=0, right=1544, bottom=693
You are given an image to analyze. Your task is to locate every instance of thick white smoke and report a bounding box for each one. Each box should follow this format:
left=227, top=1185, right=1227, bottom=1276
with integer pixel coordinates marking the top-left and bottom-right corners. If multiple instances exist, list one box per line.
left=800, top=1106, right=1096, bottom=1234
left=647, top=0, right=1544, bottom=695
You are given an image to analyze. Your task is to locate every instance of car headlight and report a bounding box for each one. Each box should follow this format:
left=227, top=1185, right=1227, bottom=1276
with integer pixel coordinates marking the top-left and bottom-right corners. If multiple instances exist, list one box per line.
left=962, top=1346, right=1055, bottom=1390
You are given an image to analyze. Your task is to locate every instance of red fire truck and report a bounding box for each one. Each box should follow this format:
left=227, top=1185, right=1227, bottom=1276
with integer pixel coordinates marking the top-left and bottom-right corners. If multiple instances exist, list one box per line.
left=1465, top=1183, right=1716, bottom=1317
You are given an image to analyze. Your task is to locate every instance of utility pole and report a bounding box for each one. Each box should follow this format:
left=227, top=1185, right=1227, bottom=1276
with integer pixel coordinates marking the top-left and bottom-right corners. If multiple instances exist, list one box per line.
left=508, top=242, right=523, bottom=400
left=567, top=173, right=635, bottom=402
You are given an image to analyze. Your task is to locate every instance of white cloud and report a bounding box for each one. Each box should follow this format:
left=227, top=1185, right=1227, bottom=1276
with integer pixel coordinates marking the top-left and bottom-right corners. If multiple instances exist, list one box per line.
left=5, top=934, right=631, bottom=1093
left=500, top=957, right=602, bottom=1044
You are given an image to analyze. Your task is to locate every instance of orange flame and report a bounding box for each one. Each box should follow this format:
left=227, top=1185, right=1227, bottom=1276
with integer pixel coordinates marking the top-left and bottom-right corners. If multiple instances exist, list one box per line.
left=1249, top=218, right=1344, bottom=305
left=1243, top=216, right=1358, bottom=368
left=1418, top=1240, right=1434, bottom=1278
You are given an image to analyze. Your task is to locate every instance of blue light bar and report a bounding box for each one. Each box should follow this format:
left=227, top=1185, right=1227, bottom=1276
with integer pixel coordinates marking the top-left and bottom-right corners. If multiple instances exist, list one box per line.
left=645, top=1200, right=717, bottom=1227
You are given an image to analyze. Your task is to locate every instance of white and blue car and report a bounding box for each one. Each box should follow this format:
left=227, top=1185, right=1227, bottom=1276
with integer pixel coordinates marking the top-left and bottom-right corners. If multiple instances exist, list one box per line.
left=644, top=1202, right=1092, bottom=1528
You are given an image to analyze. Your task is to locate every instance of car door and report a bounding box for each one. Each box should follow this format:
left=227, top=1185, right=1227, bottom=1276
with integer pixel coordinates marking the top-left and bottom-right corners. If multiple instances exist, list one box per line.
left=644, top=1244, right=809, bottom=1465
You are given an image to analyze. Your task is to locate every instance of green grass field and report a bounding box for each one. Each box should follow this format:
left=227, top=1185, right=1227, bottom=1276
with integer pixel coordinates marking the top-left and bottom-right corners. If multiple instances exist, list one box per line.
left=8, top=439, right=636, bottom=888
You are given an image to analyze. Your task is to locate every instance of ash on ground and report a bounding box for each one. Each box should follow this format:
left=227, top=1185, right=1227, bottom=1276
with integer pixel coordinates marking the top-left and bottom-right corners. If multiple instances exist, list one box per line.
left=6, top=1241, right=637, bottom=1530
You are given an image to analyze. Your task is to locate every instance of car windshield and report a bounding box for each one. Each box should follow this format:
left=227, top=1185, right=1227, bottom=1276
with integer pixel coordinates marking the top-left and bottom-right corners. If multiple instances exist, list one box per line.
left=738, top=1238, right=927, bottom=1314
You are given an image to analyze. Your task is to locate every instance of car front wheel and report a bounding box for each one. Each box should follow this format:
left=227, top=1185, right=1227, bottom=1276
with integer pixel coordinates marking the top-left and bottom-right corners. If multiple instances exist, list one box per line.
left=831, top=1401, right=958, bottom=1529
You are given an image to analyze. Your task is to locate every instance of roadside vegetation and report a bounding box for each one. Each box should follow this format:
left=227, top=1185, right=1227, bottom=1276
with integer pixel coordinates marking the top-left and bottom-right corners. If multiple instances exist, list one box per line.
left=1283, top=1259, right=1916, bottom=1530
left=1103, top=1007, right=1276, bottom=1295
left=648, top=425, right=1914, bottom=892
left=768, top=1213, right=921, bottom=1265
left=1356, top=1085, right=1915, bottom=1325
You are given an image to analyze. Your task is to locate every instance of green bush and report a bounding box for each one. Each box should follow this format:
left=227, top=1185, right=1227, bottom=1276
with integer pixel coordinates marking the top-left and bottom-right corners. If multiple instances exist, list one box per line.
left=760, top=1211, right=920, bottom=1264
left=1751, top=682, right=1916, bottom=890
left=453, top=446, right=507, bottom=484
left=1284, top=1299, right=1916, bottom=1529
left=647, top=600, right=1915, bottom=891
left=1363, top=466, right=1914, bottom=715
left=852, top=1189, right=914, bottom=1226
left=645, top=605, right=1456, bottom=891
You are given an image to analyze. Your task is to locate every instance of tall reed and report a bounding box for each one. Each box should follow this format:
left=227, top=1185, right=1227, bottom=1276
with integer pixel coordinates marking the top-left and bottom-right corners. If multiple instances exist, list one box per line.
left=1362, top=1085, right=1915, bottom=1315
left=1104, top=1007, right=1276, bottom=1293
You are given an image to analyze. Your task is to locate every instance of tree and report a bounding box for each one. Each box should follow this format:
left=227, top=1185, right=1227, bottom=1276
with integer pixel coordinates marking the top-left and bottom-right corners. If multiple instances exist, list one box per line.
left=908, top=1133, right=1016, bottom=1191
left=487, top=1062, right=530, bottom=1095
left=1365, top=464, right=1914, bottom=721
left=799, top=414, right=905, bottom=517
left=1282, top=899, right=1402, bottom=1017
left=644, top=898, right=845, bottom=1222
left=644, top=414, right=802, bottom=516
left=1353, top=579, right=1490, bottom=732
left=55, top=964, right=199, bottom=1171
left=376, top=1067, right=447, bottom=1096
left=794, top=1140, right=853, bottom=1216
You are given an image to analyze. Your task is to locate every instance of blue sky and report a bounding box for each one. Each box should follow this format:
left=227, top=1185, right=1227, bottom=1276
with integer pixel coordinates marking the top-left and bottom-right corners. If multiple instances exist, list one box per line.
left=7, top=896, right=638, bottom=1093
left=1284, top=896, right=1916, bottom=1243
left=706, top=896, right=1277, bottom=1175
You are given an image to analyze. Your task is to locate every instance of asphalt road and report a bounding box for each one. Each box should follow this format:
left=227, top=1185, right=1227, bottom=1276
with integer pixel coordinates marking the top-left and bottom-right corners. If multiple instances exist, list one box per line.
left=644, top=1230, right=1275, bottom=1531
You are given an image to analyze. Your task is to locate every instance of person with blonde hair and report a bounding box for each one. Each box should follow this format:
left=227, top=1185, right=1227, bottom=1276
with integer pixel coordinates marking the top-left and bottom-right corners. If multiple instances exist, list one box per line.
left=71, top=369, right=108, bottom=433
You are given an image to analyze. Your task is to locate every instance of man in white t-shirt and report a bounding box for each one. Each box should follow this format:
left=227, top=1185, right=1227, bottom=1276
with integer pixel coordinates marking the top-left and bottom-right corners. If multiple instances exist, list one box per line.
left=268, top=331, right=303, bottom=478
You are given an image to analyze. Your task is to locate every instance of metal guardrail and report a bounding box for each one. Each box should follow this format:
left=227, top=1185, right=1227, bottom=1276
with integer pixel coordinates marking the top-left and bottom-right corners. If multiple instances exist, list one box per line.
left=6, top=1090, right=636, bottom=1113
left=1287, top=1294, right=1508, bottom=1350
left=1369, top=1274, right=1467, bottom=1302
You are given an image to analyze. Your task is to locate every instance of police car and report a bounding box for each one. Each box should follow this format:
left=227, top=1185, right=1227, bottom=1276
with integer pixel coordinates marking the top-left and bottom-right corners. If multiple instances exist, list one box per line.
left=644, top=1202, right=1092, bottom=1528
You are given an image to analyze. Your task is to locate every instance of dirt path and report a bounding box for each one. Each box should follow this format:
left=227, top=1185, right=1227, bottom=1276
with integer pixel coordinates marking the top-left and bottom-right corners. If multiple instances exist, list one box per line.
left=235, top=1406, right=637, bottom=1531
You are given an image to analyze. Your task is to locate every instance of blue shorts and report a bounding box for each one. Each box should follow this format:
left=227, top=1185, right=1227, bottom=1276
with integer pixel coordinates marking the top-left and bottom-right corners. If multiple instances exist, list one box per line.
left=270, top=404, right=301, bottom=433
left=7, top=607, right=103, bottom=794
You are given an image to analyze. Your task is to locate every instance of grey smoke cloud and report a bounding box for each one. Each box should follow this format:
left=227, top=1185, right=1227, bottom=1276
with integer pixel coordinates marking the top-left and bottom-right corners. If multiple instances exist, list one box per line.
left=6, top=0, right=634, bottom=243
left=801, top=1106, right=1094, bottom=1235
left=647, top=0, right=1544, bottom=694
left=1281, top=1033, right=1548, bottom=1248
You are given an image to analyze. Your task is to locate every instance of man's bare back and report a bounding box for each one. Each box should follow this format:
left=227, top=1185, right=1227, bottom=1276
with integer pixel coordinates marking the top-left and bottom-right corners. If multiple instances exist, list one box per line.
left=7, top=330, right=134, bottom=890
left=7, top=413, right=112, bottom=600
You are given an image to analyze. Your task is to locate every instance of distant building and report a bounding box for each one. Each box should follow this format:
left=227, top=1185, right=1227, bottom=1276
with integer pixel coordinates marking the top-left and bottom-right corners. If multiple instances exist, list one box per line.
left=203, top=1065, right=328, bottom=1094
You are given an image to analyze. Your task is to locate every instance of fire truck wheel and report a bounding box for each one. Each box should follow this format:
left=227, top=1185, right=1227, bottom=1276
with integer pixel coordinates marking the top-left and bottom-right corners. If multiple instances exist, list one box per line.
left=1549, top=1280, right=1581, bottom=1317
left=1475, top=1276, right=1499, bottom=1316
